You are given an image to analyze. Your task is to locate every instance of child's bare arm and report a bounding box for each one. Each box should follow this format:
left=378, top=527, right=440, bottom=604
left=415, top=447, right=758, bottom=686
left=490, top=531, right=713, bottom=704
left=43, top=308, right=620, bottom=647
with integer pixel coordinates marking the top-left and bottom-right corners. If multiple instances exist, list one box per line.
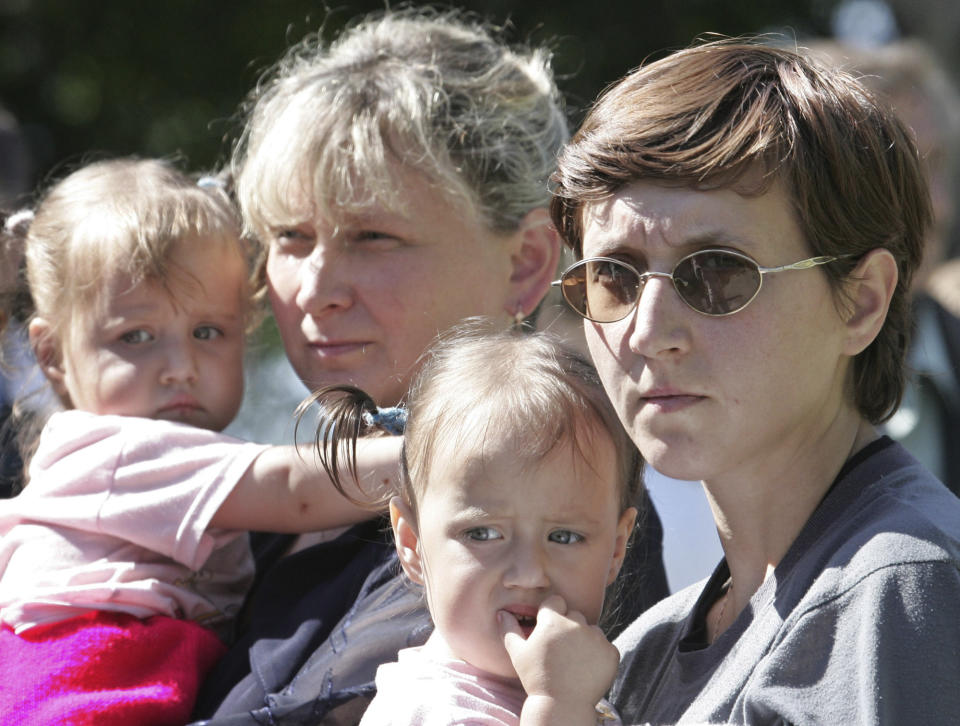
left=500, top=594, right=620, bottom=726
left=210, top=436, right=401, bottom=531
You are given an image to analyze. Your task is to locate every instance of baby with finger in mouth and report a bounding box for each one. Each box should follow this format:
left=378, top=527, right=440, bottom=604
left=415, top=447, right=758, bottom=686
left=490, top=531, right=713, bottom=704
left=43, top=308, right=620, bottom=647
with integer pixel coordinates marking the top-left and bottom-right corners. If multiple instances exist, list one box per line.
left=314, top=318, right=642, bottom=726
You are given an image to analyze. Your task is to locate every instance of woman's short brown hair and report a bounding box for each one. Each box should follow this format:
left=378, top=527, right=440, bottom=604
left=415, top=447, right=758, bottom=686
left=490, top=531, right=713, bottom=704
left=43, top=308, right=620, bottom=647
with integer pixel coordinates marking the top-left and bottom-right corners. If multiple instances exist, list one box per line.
left=551, top=38, right=932, bottom=424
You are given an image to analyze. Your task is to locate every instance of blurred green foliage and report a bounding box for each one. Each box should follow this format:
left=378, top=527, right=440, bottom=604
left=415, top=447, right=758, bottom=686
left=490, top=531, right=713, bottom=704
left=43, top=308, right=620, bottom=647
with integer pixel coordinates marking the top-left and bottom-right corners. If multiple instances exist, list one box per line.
left=0, top=0, right=842, bottom=194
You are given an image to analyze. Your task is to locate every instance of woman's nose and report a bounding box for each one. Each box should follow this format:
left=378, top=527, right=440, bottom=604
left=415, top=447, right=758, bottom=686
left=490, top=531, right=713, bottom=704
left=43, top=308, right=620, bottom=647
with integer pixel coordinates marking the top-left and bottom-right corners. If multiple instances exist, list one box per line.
left=295, top=246, right=353, bottom=315
left=626, top=275, right=691, bottom=358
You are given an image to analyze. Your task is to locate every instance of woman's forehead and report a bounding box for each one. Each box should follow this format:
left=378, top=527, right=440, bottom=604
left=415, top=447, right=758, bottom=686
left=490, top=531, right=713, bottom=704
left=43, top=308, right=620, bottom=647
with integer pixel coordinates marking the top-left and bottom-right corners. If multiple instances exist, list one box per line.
left=278, top=159, right=474, bottom=229
left=581, top=178, right=799, bottom=259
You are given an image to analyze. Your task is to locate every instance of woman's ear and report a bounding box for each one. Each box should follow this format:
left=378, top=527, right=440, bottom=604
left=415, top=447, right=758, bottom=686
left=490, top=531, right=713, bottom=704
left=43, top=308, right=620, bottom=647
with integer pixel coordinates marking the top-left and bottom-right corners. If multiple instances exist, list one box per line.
left=841, top=248, right=898, bottom=356
left=28, top=317, right=69, bottom=400
left=607, top=506, right=639, bottom=586
left=506, top=207, right=562, bottom=319
left=390, top=496, right=424, bottom=585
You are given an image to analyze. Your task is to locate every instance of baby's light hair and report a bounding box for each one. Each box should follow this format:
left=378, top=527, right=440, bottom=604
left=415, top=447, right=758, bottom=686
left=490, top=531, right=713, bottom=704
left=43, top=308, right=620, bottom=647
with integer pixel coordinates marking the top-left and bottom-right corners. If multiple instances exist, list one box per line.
left=22, top=158, right=248, bottom=346
left=0, top=158, right=249, bottom=494
left=401, top=319, right=641, bottom=517
left=232, top=6, right=568, bottom=252
left=310, top=318, right=642, bottom=517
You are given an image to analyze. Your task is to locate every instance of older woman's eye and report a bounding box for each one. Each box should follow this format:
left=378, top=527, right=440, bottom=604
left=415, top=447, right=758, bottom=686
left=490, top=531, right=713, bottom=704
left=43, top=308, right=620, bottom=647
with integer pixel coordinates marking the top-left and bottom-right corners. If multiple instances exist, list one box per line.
left=273, top=226, right=315, bottom=251
left=349, top=229, right=402, bottom=251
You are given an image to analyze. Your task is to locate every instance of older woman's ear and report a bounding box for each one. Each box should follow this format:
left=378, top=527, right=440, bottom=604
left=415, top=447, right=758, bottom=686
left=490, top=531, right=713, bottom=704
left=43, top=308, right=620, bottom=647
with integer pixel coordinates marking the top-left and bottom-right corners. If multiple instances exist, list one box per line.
left=841, top=248, right=899, bottom=356
left=506, top=207, right=562, bottom=319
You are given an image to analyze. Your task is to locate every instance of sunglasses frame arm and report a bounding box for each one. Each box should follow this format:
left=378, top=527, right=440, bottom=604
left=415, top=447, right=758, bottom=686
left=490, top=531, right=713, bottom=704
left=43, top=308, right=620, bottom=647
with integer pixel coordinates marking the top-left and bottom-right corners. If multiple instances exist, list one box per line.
left=757, top=255, right=847, bottom=275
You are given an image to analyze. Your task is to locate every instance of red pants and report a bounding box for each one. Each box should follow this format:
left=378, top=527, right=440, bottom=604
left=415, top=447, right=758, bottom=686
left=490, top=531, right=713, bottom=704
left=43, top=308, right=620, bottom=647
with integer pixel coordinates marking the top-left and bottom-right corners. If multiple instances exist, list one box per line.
left=0, top=610, right=226, bottom=726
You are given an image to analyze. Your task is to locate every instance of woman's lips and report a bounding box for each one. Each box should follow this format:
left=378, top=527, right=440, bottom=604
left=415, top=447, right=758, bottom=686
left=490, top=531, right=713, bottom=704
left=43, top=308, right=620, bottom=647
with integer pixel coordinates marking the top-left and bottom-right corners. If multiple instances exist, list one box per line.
left=308, top=340, right=369, bottom=357
left=639, top=389, right=705, bottom=412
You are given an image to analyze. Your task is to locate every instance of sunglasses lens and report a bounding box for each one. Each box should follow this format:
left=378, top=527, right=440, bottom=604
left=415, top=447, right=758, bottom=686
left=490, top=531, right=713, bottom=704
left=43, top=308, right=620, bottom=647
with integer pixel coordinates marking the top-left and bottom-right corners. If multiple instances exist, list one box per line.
left=673, top=251, right=761, bottom=315
left=561, top=259, right=641, bottom=322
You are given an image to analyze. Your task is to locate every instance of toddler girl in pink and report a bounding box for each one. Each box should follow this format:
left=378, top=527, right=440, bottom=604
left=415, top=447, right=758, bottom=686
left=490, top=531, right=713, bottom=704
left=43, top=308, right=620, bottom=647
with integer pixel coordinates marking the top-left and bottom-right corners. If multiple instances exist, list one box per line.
left=316, top=320, right=639, bottom=726
left=0, top=158, right=399, bottom=725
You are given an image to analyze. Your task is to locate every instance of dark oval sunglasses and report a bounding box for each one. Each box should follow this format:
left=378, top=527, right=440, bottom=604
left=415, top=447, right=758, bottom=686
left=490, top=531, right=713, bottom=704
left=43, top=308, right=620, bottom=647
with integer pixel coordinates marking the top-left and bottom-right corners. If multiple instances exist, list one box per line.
left=552, top=248, right=849, bottom=321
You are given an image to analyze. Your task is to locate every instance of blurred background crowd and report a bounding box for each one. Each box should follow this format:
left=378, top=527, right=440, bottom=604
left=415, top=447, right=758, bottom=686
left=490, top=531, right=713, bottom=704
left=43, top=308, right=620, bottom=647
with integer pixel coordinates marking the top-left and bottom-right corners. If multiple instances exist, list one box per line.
left=0, top=0, right=955, bottom=193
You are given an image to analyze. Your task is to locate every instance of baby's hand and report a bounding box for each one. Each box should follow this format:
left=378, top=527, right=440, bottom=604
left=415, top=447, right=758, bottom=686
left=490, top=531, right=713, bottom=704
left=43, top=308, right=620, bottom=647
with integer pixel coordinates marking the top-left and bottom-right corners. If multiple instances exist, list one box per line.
left=498, top=594, right=619, bottom=726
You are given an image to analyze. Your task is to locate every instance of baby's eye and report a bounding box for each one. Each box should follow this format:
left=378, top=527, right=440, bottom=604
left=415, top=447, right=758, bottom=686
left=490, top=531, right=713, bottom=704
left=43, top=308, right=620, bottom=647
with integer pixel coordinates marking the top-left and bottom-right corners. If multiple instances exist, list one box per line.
left=548, top=530, right=584, bottom=545
left=463, top=527, right=502, bottom=542
left=120, top=329, right=152, bottom=344
left=193, top=325, right=223, bottom=341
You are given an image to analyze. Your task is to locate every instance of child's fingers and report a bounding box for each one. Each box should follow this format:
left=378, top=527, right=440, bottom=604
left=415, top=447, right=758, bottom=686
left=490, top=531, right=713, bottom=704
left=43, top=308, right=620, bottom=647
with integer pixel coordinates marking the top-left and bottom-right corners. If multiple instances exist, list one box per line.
left=502, top=596, right=621, bottom=703
left=536, top=593, right=568, bottom=618
left=497, top=609, right=521, bottom=635
left=537, top=595, right=590, bottom=628
left=497, top=609, right=525, bottom=653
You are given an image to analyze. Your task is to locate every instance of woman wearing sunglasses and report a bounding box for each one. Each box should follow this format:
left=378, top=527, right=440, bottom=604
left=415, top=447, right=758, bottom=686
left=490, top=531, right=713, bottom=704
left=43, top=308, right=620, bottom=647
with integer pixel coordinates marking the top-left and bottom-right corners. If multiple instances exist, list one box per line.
left=192, top=9, right=670, bottom=723
left=551, top=39, right=960, bottom=724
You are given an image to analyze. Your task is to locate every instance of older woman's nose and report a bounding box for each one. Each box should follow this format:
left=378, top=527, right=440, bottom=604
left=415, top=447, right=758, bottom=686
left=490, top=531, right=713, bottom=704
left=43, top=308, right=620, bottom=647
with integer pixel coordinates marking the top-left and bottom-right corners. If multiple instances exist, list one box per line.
left=295, top=246, right=353, bottom=315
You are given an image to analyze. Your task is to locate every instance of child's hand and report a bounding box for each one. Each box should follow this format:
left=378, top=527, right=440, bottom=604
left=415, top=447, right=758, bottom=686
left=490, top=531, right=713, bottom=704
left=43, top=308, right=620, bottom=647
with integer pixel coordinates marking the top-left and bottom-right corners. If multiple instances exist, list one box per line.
left=498, top=594, right=619, bottom=726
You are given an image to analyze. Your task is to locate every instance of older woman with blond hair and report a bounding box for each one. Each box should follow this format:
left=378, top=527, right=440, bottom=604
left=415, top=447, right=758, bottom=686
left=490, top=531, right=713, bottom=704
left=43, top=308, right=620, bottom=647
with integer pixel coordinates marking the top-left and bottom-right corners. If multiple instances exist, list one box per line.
left=194, top=9, right=668, bottom=724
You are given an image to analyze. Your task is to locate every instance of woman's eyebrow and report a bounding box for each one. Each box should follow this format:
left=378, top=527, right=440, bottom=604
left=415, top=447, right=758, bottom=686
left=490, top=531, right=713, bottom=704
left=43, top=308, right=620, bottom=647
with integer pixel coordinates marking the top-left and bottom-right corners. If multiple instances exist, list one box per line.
left=681, top=229, right=747, bottom=249
left=585, top=228, right=746, bottom=258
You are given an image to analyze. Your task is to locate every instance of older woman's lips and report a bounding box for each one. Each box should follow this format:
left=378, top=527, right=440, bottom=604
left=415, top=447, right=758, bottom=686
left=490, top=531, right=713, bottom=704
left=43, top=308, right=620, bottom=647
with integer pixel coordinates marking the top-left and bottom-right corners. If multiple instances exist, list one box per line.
left=308, top=341, right=369, bottom=357
left=640, top=389, right=704, bottom=412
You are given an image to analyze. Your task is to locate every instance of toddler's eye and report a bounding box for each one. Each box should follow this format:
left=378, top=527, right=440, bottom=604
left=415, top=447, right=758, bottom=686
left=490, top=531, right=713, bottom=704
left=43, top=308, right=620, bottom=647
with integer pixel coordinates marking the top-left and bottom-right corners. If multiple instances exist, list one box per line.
left=120, top=329, right=152, bottom=344
left=548, top=530, right=584, bottom=545
left=194, top=325, right=222, bottom=340
left=464, top=527, right=502, bottom=542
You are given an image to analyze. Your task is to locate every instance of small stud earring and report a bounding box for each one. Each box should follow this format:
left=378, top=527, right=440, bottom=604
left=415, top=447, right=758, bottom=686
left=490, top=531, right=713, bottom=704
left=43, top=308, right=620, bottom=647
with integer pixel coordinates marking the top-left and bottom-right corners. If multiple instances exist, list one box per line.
left=512, top=306, right=526, bottom=331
